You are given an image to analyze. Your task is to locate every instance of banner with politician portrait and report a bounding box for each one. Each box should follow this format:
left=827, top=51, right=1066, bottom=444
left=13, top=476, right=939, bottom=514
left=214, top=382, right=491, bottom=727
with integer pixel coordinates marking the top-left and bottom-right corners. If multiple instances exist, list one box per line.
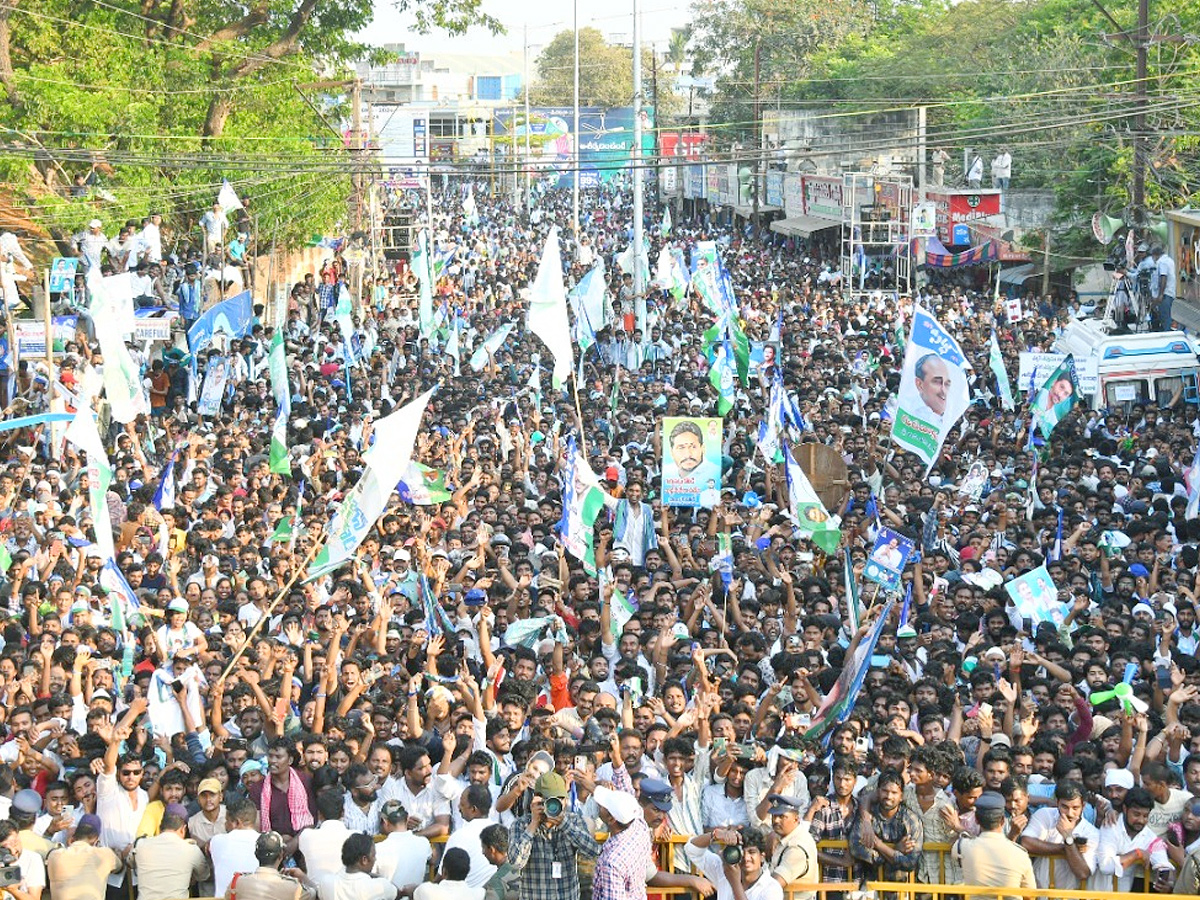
left=1032, top=354, right=1080, bottom=440
left=863, top=527, right=914, bottom=592
left=661, top=416, right=723, bottom=508
left=891, top=305, right=971, bottom=473
left=1004, top=564, right=1065, bottom=629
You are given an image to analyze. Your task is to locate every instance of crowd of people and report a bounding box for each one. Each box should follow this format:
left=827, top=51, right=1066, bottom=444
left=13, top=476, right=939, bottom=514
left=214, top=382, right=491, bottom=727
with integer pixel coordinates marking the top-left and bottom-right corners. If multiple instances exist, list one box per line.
left=0, top=178, right=1194, bottom=900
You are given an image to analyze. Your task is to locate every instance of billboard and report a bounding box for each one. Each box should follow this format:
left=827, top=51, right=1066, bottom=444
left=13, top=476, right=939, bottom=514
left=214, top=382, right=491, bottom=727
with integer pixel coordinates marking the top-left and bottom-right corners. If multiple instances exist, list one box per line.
left=925, top=189, right=1002, bottom=244
left=491, top=106, right=655, bottom=187
left=802, top=176, right=844, bottom=219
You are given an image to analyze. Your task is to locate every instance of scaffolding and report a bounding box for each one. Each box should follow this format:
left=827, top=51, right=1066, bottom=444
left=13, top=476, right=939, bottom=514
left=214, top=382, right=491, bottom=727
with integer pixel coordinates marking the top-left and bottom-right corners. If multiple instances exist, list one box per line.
left=840, top=172, right=913, bottom=302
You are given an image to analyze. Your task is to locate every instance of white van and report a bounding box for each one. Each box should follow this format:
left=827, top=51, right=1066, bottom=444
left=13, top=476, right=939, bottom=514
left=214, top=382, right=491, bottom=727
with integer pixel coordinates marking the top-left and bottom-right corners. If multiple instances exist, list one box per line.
left=1052, top=318, right=1200, bottom=410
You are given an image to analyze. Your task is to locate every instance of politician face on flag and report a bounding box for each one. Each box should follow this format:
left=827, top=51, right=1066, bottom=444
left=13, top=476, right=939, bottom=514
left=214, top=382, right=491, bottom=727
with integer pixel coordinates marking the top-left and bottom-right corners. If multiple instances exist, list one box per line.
left=914, top=353, right=951, bottom=420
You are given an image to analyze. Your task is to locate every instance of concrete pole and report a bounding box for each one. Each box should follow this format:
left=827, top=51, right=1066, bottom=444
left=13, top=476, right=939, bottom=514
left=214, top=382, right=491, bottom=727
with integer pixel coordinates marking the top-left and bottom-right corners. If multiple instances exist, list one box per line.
left=631, top=0, right=645, bottom=328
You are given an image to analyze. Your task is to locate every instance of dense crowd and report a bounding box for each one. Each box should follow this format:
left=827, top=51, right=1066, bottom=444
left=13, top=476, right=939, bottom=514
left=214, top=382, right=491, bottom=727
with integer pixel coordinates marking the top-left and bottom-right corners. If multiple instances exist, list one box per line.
left=0, top=180, right=1194, bottom=900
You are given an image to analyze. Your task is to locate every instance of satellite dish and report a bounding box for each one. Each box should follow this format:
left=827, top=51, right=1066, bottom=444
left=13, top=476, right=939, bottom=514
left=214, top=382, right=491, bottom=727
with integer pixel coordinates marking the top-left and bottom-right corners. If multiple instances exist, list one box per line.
left=796, top=443, right=850, bottom=511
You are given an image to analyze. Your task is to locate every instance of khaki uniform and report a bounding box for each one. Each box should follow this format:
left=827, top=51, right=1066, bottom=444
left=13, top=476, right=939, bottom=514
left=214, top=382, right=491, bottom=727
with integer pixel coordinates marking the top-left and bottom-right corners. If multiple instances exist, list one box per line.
left=46, top=842, right=121, bottom=900
left=957, top=831, right=1037, bottom=900
left=225, top=866, right=315, bottom=900
left=771, top=824, right=819, bottom=899
left=129, top=831, right=209, bottom=900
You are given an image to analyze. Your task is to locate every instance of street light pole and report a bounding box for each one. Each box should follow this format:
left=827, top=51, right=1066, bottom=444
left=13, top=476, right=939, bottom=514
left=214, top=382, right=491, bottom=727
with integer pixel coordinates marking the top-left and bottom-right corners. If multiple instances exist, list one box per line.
left=573, top=0, right=580, bottom=241
left=631, top=0, right=645, bottom=329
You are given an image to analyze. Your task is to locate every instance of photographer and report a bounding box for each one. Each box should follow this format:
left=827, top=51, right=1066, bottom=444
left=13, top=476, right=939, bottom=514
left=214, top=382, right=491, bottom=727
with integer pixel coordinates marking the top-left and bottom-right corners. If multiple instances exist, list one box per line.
left=684, top=826, right=783, bottom=900
left=506, top=772, right=599, bottom=900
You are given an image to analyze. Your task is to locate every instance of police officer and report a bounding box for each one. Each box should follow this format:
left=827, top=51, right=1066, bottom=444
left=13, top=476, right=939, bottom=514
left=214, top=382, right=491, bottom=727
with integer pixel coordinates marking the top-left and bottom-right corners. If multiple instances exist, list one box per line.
left=955, top=791, right=1036, bottom=893
left=223, top=832, right=316, bottom=900
left=766, top=794, right=819, bottom=896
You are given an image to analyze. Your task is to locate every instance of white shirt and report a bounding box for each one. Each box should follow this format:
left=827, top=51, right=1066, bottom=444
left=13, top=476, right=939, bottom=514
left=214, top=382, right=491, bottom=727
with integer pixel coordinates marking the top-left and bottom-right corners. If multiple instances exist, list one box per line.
left=374, top=831, right=431, bottom=891
left=318, top=870, right=398, bottom=900
left=209, top=828, right=260, bottom=897
left=1020, top=807, right=1099, bottom=890
left=96, top=770, right=148, bottom=886
left=1092, top=818, right=1170, bottom=892
left=413, top=884, right=483, bottom=900
left=442, top=818, right=496, bottom=889
left=684, top=843, right=784, bottom=900
left=300, top=820, right=355, bottom=883
left=1156, top=254, right=1177, bottom=297
left=387, top=778, right=450, bottom=831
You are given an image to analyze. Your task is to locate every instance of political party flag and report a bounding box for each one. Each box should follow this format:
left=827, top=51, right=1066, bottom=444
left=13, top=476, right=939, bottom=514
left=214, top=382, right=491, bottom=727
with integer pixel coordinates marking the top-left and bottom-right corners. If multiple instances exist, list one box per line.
left=87, top=269, right=148, bottom=424
left=417, top=574, right=456, bottom=636
left=268, top=330, right=291, bottom=415
left=701, top=314, right=750, bottom=387
left=691, top=241, right=726, bottom=315
left=1032, top=354, right=1080, bottom=440
left=269, top=406, right=290, bottom=475
left=989, top=330, right=1015, bottom=411
left=803, top=600, right=894, bottom=742
left=559, top=436, right=608, bottom=575
left=1185, top=445, right=1200, bottom=519
left=100, top=559, right=142, bottom=631
left=152, top=448, right=178, bottom=511
left=218, top=179, right=243, bottom=213
left=842, top=550, right=861, bottom=633
left=891, top=305, right=972, bottom=474
left=66, top=405, right=115, bottom=560
left=569, top=261, right=607, bottom=355
left=414, top=230, right=434, bottom=338
left=757, top=370, right=786, bottom=464
left=709, top=338, right=737, bottom=416
left=271, top=515, right=295, bottom=542
left=527, top=226, right=574, bottom=389
left=398, top=462, right=452, bottom=505
left=713, top=533, right=733, bottom=587
left=783, top=441, right=841, bottom=554
left=463, top=184, right=479, bottom=226
left=661, top=206, right=672, bottom=237
left=0, top=545, right=11, bottom=574
left=469, top=323, right=514, bottom=372
left=307, top=388, right=434, bottom=580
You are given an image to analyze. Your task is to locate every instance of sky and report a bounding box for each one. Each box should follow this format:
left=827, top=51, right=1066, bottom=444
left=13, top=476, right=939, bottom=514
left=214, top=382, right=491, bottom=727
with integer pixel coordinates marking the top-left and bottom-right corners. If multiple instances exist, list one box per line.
left=361, top=0, right=686, bottom=56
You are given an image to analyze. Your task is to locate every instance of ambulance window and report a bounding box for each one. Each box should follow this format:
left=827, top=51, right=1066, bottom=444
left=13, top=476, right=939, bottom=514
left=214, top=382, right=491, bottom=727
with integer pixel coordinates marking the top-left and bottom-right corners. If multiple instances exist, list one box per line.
left=1155, top=375, right=1184, bottom=406
left=1105, top=379, right=1146, bottom=408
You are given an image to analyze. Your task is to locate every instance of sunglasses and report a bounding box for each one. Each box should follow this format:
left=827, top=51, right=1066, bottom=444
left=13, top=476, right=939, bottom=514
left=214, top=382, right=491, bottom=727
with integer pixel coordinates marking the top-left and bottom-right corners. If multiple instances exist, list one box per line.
left=120, top=768, right=143, bottom=776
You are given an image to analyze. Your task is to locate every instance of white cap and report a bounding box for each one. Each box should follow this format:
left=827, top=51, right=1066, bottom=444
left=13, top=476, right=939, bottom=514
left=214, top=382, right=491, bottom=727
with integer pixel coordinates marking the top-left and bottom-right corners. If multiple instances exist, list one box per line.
left=1104, top=768, right=1135, bottom=790
left=593, top=785, right=641, bottom=825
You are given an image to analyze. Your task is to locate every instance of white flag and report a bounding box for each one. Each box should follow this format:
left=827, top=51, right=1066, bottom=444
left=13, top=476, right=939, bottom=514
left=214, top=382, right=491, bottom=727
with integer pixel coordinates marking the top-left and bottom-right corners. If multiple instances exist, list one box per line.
left=469, top=323, right=514, bottom=372
left=65, top=406, right=115, bottom=560
left=309, top=388, right=434, bottom=580
left=527, top=226, right=574, bottom=389
left=218, top=179, right=243, bottom=213
left=87, top=269, right=148, bottom=424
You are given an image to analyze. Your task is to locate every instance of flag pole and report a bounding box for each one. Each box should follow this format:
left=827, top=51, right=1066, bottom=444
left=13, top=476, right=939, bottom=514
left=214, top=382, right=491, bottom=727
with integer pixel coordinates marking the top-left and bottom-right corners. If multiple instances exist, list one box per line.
left=217, top=537, right=325, bottom=684
left=571, top=373, right=589, bottom=459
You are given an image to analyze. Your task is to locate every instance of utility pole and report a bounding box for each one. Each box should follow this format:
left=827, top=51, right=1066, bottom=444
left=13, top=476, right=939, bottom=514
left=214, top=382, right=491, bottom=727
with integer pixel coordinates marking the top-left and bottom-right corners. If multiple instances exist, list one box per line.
left=752, top=37, right=761, bottom=228
left=573, top=0, right=580, bottom=241
left=351, top=78, right=363, bottom=232
left=523, top=25, right=532, bottom=219
left=1133, top=0, right=1149, bottom=218
left=632, top=0, right=645, bottom=328
left=651, top=45, right=659, bottom=220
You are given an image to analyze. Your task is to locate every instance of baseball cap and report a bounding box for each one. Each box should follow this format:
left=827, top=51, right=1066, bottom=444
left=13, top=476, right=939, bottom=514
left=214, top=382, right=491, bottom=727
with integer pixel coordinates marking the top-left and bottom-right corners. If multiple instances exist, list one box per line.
left=198, top=778, right=222, bottom=795
left=593, top=785, right=640, bottom=825
left=167, top=597, right=189, bottom=613
left=534, top=772, right=568, bottom=799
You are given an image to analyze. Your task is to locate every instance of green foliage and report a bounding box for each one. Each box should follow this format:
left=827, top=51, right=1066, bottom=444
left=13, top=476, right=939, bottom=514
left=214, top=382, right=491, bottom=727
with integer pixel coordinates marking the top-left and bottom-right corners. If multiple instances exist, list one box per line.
left=0, top=0, right=500, bottom=250
left=531, top=28, right=680, bottom=117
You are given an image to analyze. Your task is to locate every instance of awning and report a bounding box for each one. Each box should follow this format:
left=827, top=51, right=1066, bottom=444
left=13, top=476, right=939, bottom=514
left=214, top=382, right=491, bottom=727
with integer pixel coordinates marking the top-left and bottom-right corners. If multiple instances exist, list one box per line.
left=769, top=215, right=841, bottom=238
left=998, top=263, right=1038, bottom=285
left=732, top=203, right=781, bottom=218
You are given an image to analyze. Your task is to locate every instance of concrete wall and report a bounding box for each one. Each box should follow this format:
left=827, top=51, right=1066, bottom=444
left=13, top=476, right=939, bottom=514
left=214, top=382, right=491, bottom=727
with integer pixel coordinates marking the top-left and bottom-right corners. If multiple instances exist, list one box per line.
left=762, top=108, right=921, bottom=178
left=1002, top=189, right=1055, bottom=230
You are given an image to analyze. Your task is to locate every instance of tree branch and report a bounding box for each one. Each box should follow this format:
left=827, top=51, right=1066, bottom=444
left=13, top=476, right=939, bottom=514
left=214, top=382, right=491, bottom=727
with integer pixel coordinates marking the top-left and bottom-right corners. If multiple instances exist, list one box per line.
left=194, top=2, right=271, bottom=53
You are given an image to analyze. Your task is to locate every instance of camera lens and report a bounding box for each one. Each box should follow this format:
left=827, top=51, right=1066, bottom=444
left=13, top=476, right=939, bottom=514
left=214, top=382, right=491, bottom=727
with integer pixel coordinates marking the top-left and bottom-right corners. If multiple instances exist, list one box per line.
left=544, top=797, right=563, bottom=817
left=721, top=844, right=743, bottom=865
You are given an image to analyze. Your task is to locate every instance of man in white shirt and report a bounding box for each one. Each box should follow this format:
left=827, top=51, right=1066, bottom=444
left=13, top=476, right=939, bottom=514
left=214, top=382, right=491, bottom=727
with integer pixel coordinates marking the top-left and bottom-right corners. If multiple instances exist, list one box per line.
left=411, top=849, right=483, bottom=900
left=96, top=710, right=149, bottom=890
left=684, top=826, right=784, bottom=900
left=209, top=801, right=262, bottom=898
left=317, top=833, right=397, bottom=900
left=1093, top=787, right=1171, bottom=892
left=1152, top=245, right=1177, bottom=330
left=300, top=788, right=354, bottom=884
left=442, top=786, right=495, bottom=890
left=374, top=801, right=432, bottom=892
left=390, top=746, right=452, bottom=840
left=1018, top=781, right=1099, bottom=890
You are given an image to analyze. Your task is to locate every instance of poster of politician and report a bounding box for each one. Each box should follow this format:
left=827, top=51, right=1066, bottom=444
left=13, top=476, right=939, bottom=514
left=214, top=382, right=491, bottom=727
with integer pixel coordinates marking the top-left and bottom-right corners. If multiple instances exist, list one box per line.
left=661, top=417, right=723, bottom=508
left=1004, top=564, right=1064, bottom=629
left=891, top=306, right=971, bottom=472
left=863, top=528, right=914, bottom=592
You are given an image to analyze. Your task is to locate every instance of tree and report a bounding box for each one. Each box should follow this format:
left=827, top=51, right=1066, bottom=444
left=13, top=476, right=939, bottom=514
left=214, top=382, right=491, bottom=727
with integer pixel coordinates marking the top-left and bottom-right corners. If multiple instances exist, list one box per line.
left=532, top=28, right=635, bottom=109
left=0, top=0, right=502, bottom=248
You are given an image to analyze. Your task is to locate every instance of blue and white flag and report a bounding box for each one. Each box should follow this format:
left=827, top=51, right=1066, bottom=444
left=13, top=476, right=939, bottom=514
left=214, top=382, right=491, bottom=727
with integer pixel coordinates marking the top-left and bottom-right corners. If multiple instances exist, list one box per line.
left=187, top=290, right=254, bottom=358
left=100, top=558, right=141, bottom=632
left=153, top=449, right=178, bottom=511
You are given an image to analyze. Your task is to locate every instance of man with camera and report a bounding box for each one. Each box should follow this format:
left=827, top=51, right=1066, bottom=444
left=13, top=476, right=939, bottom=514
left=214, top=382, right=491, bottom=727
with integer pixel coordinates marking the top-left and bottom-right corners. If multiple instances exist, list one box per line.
left=506, top=772, right=600, bottom=900
left=684, top=826, right=785, bottom=900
